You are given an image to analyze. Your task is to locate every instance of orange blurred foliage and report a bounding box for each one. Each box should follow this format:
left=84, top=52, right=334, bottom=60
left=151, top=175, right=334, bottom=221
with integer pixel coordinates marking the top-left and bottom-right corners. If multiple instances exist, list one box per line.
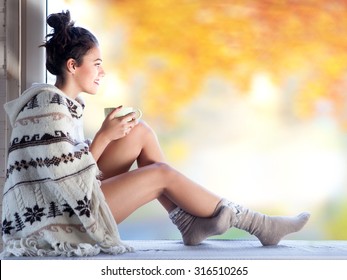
left=80, top=0, right=347, bottom=126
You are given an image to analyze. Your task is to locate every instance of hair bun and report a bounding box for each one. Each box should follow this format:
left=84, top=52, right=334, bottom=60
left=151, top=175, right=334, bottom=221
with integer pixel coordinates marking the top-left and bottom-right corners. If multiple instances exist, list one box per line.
left=47, top=10, right=74, bottom=32
left=42, top=10, right=98, bottom=77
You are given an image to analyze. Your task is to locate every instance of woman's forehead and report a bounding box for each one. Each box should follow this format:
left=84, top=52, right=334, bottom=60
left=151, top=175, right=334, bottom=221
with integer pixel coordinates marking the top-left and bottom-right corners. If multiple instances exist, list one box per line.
left=85, top=46, right=102, bottom=60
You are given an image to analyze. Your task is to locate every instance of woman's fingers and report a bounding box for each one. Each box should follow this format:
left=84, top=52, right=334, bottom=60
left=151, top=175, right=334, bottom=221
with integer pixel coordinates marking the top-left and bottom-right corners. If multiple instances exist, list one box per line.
left=108, top=105, right=123, bottom=119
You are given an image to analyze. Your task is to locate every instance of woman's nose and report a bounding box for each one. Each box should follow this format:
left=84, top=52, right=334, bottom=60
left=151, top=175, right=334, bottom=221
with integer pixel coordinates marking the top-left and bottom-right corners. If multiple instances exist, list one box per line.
left=99, top=66, right=106, bottom=77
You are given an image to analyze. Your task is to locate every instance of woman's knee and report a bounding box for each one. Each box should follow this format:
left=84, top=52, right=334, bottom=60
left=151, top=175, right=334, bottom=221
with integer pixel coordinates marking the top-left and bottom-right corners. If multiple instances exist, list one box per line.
left=132, top=120, right=156, bottom=138
left=152, top=162, right=175, bottom=181
left=133, top=120, right=164, bottom=166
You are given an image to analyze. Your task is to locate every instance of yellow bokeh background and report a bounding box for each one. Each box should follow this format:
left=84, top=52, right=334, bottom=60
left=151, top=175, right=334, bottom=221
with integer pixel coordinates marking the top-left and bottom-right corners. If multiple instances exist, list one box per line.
left=48, top=0, right=347, bottom=240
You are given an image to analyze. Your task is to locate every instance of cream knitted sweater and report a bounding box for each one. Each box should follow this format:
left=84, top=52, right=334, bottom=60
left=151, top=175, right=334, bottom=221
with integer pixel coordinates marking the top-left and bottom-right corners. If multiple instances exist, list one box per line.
left=1, top=83, right=132, bottom=257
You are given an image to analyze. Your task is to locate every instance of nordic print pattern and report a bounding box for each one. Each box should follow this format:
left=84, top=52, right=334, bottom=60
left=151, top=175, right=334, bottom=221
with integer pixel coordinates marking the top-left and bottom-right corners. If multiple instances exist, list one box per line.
left=6, top=93, right=88, bottom=179
left=8, top=130, right=77, bottom=153
left=1, top=195, right=91, bottom=236
left=5, top=146, right=89, bottom=179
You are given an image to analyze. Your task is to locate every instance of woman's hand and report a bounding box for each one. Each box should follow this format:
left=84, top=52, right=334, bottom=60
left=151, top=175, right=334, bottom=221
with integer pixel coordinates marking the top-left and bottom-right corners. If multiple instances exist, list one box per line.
left=89, top=106, right=138, bottom=161
left=101, top=106, right=138, bottom=141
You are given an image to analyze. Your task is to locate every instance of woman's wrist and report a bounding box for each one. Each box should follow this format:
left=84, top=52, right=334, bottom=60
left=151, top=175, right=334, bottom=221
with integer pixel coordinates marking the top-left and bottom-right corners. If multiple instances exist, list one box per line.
left=95, top=130, right=112, bottom=145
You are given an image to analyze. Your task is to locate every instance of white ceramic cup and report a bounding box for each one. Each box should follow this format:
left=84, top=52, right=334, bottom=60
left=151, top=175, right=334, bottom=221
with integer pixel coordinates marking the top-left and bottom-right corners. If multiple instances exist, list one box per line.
left=104, top=107, right=142, bottom=120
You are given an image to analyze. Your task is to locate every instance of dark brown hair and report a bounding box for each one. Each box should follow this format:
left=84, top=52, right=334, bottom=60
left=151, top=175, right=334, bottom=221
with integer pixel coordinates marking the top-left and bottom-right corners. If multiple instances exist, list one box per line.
left=41, top=10, right=98, bottom=79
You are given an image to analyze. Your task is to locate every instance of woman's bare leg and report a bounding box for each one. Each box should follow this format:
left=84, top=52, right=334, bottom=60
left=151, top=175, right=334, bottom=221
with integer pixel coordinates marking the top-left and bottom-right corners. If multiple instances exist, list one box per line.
left=97, top=121, right=188, bottom=212
left=97, top=121, right=162, bottom=176
left=101, top=162, right=221, bottom=224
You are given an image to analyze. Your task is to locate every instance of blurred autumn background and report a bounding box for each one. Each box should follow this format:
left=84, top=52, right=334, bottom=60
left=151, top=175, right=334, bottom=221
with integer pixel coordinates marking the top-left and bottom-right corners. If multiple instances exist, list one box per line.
left=48, top=0, right=347, bottom=240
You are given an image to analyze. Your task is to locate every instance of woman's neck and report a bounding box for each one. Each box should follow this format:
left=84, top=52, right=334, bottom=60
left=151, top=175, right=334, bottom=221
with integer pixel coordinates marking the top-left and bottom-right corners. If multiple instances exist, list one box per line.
left=55, top=78, right=80, bottom=100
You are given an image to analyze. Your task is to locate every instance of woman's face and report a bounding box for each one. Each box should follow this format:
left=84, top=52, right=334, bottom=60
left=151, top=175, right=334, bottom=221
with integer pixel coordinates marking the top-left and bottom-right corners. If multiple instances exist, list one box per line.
left=73, top=46, right=105, bottom=95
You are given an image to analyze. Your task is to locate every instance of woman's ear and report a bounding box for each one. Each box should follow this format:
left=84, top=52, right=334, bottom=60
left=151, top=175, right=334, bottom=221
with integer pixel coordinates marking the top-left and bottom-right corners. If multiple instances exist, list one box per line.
left=66, top=58, right=77, bottom=74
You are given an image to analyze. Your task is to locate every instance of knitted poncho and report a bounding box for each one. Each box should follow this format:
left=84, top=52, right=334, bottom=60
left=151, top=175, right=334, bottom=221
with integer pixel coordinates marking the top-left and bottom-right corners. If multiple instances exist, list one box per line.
left=1, top=83, right=132, bottom=257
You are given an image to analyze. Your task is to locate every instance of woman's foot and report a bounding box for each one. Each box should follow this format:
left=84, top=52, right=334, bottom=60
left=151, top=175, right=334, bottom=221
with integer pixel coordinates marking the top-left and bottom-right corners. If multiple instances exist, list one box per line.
left=170, top=204, right=232, bottom=246
left=222, top=200, right=311, bottom=246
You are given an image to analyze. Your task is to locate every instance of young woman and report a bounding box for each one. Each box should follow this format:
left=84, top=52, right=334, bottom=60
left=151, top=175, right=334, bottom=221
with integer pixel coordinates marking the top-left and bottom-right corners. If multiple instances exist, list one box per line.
left=1, top=11, right=310, bottom=257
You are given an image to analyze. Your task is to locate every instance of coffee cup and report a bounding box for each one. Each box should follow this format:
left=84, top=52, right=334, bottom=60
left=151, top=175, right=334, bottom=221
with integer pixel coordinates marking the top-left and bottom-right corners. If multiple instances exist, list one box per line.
left=104, top=107, right=142, bottom=120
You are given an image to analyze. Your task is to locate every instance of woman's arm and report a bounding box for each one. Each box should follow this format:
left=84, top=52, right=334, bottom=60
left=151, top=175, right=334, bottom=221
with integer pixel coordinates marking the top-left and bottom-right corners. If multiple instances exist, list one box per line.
left=89, top=130, right=112, bottom=162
